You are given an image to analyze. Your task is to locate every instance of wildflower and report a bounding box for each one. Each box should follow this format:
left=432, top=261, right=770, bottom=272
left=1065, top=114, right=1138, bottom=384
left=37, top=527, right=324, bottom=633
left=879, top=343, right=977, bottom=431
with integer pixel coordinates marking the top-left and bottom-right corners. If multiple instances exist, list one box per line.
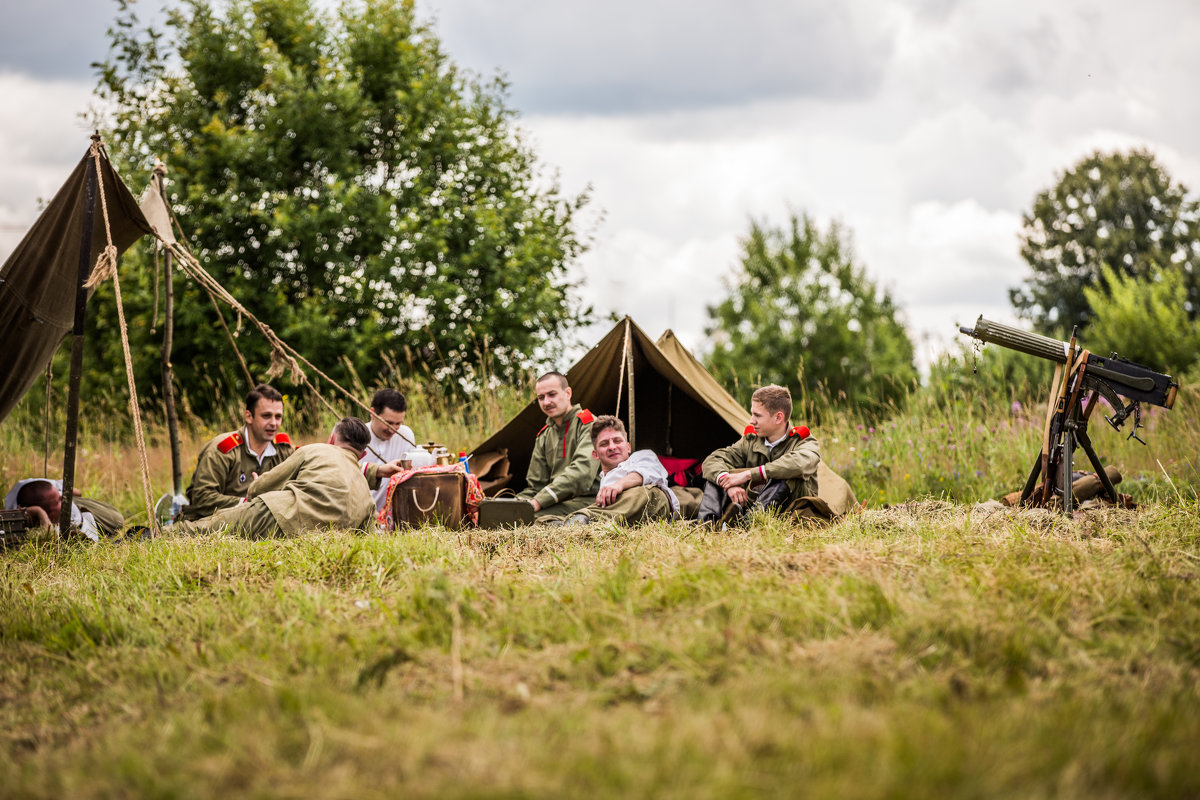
left=1011, top=400, right=1022, bottom=415
left=857, top=424, right=864, bottom=431
left=868, top=427, right=875, bottom=434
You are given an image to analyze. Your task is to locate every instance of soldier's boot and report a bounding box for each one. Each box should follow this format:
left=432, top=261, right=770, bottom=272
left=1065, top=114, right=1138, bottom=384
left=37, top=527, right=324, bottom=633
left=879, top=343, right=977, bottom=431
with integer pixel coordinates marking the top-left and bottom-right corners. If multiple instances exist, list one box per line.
left=751, top=479, right=792, bottom=514
left=698, top=481, right=744, bottom=528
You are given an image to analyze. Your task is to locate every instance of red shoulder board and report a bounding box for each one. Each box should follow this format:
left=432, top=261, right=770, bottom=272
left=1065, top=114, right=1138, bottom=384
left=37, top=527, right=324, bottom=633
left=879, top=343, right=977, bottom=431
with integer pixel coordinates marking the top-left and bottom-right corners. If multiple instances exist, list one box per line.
left=743, top=425, right=757, bottom=437
left=536, top=423, right=549, bottom=437
left=577, top=409, right=594, bottom=424
left=273, top=432, right=291, bottom=446
left=217, top=432, right=242, bottom=454
left=789, top=425, right=811, bottom=439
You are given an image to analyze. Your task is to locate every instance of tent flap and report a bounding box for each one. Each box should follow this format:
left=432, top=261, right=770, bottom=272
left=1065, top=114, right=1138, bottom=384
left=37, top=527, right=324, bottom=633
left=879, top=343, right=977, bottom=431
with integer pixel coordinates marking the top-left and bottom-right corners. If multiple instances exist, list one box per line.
left=0, top=146, right=154, bottom=424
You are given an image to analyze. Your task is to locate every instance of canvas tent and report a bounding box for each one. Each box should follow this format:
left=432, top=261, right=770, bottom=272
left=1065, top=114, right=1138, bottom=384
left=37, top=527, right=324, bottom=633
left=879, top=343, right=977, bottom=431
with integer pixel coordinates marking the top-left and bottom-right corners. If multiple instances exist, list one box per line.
left=470, top=317, right=747, bottom=493
left=471, top=316, right=859, bottom=519
left=0, top=146, right=155, bottom=424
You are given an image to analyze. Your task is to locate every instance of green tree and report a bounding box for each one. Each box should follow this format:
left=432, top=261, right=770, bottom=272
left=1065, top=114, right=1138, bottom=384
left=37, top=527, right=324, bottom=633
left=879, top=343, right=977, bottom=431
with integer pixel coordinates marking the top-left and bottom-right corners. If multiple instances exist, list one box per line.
left=88, top=0, right=591, bottom=416
left=1082, top=265, right=1200, bottom=376
left=1011, top=149, right=1200, bottom=335
left=705, top=213, right=917, bottom=419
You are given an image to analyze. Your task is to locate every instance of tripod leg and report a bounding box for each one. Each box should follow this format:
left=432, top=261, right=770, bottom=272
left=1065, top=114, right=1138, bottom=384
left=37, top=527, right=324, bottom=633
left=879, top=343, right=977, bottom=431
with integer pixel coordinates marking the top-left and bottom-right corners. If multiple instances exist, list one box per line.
left=1061, top=428, right=1075, bottom=515
left=1019, top=452, right=1043, bottom=506
left=1077, top=429, right=1120, bottom=504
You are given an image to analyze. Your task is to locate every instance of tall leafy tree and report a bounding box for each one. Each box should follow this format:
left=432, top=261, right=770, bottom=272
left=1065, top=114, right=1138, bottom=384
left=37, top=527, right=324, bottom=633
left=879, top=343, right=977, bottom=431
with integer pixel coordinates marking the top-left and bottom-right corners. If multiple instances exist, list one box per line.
left=1082, top=265, right=1200, bottom=376
left=1011, top=149, right=1200, bottom=335
left=88, top=0, right=591, bottom=415
left=705, top=213, right=917, bottom=419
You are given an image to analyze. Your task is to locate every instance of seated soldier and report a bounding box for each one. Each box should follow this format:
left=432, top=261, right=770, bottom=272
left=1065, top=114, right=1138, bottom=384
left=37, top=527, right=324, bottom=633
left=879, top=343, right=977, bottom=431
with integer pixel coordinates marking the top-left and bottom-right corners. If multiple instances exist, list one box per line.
left=173, top=417, right=402, bottom=539
left=699, top=384, right=820, bottom=525
left=180, top=383, right=294, bottom=521
left=359, top=388, right=420, bottom=513
left=556, top=415, right=701, bottom=525
left=518, top=371, right=601, bottom=519
left=4, top=478, right=125, bottom=540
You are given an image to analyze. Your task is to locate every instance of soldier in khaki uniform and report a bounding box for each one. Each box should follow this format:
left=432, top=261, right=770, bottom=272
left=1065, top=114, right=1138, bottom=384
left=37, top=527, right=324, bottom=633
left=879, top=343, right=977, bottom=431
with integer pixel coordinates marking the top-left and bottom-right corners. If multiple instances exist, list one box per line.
left=173, top=417, right=401, bottom=538
left=555, top=415, right=701, bottom=526
left=699, top=384, right=820, bottom=525
left=181, top=384, right=294, bottom=521
left=518, top=371, right=601, bottom=519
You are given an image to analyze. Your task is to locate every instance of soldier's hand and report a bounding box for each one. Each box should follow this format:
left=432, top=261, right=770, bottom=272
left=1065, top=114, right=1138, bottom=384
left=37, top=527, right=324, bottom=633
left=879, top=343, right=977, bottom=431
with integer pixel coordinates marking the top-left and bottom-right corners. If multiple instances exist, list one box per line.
left=250, top=472, right=259, bottom=482
left=23, top=506, right=52, bottom=528
left=377, top=459, right=404, bottom=478
left=596, top=485, right=623, bottom=507
left=718, top=470, right=752, bottom=490
left=530, top=498, right=542, bottom=512
left=727, top=486, right=749, bottom=506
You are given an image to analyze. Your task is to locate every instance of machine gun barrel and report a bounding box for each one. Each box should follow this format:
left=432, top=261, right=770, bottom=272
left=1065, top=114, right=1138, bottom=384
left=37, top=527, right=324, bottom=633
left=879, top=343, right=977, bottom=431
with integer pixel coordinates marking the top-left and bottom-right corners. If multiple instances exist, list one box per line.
left=958, top=316, right=1071, bottom=364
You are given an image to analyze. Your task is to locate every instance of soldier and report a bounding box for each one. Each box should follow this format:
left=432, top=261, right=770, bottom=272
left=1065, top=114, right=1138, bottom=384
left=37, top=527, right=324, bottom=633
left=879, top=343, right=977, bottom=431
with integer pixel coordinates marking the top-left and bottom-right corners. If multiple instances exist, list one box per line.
left=698, top=384, right=820, bottom=525
left=179, top=383, right=294, bottom=522
left=359, top=388, right=419, bottom=513
left=555, top=415, right=701, bottom=525
left=5, top=478, right=125, bottom=540
left=173, top=417, right=401, bottom=538
left=517, top=371, right=601, bottom=519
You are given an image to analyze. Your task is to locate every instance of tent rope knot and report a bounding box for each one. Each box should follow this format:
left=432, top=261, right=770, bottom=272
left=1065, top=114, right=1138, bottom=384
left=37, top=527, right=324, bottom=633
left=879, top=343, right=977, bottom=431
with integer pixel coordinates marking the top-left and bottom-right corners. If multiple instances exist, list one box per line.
left=83, top=244, right=119, bottom=289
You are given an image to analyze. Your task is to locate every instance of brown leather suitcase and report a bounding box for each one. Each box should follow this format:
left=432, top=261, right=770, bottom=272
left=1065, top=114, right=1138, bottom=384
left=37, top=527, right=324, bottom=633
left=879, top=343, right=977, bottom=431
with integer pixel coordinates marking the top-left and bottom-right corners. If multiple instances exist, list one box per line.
left=390, top=472, right=468, bottom=528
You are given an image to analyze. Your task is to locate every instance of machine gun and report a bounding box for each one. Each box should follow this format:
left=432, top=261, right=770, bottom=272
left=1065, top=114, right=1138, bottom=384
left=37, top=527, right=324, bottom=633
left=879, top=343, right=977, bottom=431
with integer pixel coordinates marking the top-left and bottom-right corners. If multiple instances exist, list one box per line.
left=959, top=316, right=1178, bottom=514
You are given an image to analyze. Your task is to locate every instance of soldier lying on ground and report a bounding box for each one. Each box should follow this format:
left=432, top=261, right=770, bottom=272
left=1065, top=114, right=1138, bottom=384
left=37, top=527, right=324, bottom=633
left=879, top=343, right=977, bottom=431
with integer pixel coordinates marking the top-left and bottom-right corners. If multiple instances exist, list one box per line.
left=180, top=383, right=295, bottom=521
left=548, top=415, right=702, bottom=526
left=517, top=371, right=601, bottom=519
left=4, top=479, right=125, bottom=540
left=172, top=417, right=404, bottom=538
left=698, top=384, right=821, bottom=526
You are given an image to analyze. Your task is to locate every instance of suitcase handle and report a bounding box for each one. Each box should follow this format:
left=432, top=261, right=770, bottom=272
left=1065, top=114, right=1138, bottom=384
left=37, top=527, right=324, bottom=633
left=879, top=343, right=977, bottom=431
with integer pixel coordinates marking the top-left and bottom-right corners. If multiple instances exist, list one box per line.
left=412, top=487, right=441, bottom=513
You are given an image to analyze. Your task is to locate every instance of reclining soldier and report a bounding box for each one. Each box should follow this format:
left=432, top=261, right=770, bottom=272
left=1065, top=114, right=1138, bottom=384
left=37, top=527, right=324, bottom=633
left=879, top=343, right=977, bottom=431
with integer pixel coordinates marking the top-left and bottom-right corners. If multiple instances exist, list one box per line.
left=699, top=384, right=820, bottom=525
left=173, top=417, right=402, bottom=538
left=555, top=415, right=701, bottom=525
left=5, top=478, right=125, bottom=540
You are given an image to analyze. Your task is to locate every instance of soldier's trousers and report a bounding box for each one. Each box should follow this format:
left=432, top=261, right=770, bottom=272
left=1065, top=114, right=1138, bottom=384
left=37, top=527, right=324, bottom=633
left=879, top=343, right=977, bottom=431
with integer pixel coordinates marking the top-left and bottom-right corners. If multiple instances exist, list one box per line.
left=533, top=495, right=595, bottom=520
left=578, top=485, right=673, bottom=525
left=172, top=497, right=283, bottom=539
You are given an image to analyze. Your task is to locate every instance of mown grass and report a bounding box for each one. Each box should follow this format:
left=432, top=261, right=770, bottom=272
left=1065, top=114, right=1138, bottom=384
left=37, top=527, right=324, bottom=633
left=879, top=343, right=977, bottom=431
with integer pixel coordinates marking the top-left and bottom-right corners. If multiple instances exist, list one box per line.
left=2, top=502, right=1199, bottom=798
left=2, top=366, right=1198, bottom=796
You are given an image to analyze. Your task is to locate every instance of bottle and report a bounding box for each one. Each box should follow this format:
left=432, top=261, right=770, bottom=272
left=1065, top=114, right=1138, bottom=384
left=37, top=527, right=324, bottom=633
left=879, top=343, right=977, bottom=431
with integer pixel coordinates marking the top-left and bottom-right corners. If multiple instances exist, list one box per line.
left=458, top=451, right=470, bottom=473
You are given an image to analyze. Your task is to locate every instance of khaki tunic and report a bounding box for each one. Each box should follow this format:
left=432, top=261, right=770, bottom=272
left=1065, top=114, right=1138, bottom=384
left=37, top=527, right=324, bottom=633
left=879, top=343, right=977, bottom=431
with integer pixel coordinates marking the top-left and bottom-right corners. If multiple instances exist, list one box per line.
left=247, top=444, right=376, bottom=535
left=181, top=430, right=294, bottom=521
left=518, top=404, right=601, bottom=515
left=702, top=428, right=821, bottom=499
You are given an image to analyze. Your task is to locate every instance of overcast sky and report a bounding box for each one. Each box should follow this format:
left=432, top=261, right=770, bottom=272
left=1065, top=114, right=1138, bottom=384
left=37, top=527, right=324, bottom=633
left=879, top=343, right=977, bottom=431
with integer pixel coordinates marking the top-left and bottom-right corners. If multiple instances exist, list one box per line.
left=3, top=0, right=1199, bottom=368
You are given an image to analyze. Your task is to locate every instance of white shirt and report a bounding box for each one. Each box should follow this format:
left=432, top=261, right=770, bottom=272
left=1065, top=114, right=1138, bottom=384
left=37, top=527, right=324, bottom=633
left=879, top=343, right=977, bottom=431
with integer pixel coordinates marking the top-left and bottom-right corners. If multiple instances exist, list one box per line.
left=4, top=478, right=101, bottom=541
left=243, top=426, right=277, bottom=466
left=600, top=449, right=679, bottom=514
left=358, top=423, right=418, bottom=512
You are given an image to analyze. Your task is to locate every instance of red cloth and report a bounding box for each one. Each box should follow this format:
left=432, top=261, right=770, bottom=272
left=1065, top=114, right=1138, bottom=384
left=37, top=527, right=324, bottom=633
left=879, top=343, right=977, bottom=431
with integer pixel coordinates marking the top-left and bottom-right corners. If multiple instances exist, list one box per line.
left=658, top=456, right=700, bottom=487
left=377, top=463, right=485, bottom=529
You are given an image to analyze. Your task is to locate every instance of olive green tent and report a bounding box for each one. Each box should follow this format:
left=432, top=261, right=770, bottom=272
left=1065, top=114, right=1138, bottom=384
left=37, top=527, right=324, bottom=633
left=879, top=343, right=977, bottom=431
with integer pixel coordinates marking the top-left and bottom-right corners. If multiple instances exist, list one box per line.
left=471, top=316, right=859, bottom=518
left=470, top=317, right=747, bottom=493
left=0, top=145, right=154, bottom=424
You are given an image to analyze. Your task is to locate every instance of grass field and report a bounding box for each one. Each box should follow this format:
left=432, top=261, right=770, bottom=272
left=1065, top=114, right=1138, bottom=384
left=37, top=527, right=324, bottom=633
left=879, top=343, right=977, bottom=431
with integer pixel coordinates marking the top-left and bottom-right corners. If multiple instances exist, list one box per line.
left=2, top=376, right=1198, bottom=797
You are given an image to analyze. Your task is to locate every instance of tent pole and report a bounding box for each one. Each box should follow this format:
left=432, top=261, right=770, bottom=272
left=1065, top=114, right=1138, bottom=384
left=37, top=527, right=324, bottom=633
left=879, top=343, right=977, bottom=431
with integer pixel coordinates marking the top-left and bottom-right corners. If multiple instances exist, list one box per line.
left=161, top=247, right=183, bottom=496
left=59, top=136, right=100, bottom=538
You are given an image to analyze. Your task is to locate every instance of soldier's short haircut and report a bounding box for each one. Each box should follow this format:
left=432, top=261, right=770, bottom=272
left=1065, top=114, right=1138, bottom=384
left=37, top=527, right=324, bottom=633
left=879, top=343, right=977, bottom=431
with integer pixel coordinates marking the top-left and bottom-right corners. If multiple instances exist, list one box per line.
left=16, top=480, right=56, bottom=510
left=246, top=383, right=284, bottom=413
left=535, top=371, right=569, bottom=390
left=590, top=415, right=627, bottom=446
left=333, top=417, right=371, bottom=452
left=752, top=384, right=792, bottom=420
left=370, top=388, right=407, bottom=414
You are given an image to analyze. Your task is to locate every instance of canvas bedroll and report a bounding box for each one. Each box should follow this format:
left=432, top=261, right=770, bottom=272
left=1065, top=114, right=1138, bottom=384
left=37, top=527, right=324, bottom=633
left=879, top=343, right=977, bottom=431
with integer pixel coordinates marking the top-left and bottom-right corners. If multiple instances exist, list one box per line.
left=469, top=317, right=858, bottom=520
